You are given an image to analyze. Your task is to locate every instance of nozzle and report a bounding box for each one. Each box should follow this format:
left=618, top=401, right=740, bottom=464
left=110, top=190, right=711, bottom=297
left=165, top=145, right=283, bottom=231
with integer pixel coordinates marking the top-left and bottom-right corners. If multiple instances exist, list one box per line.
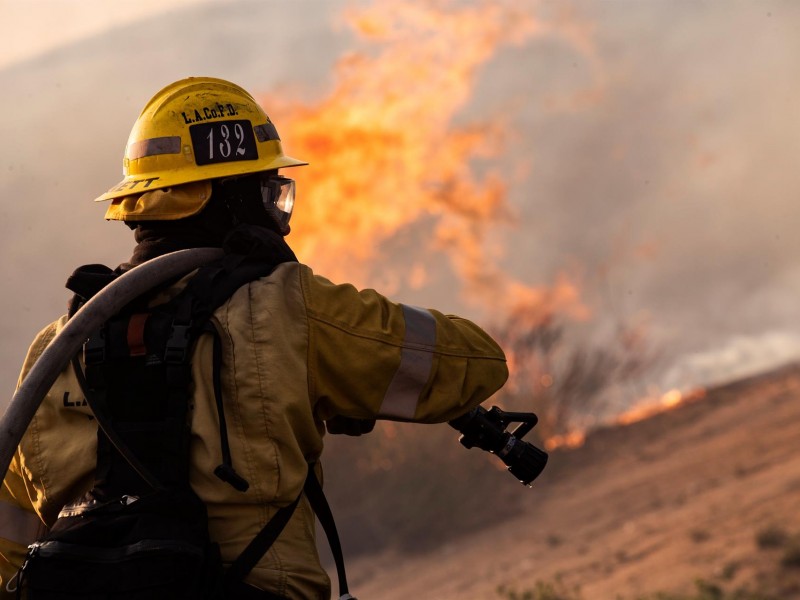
left=449, top=405, right=548, bottom=486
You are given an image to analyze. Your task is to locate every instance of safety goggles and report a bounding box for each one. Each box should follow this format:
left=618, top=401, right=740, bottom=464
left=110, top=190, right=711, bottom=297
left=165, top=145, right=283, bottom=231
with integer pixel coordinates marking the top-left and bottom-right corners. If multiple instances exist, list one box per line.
left=260, top=175, right=295, bottom=234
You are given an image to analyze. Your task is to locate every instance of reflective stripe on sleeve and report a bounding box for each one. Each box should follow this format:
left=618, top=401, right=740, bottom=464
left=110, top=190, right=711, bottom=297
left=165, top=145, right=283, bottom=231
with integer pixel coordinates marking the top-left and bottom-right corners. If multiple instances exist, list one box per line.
left=378, top=305, right=437, bottom=420
left=0, top=501, right=43, bottom=546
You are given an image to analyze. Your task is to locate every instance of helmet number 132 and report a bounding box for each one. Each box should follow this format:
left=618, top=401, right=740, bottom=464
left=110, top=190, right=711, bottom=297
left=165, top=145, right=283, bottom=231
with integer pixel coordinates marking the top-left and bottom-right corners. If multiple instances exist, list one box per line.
left=189, top=120, right=259, bottom=166
left=208, top=123, right=246, bottom=160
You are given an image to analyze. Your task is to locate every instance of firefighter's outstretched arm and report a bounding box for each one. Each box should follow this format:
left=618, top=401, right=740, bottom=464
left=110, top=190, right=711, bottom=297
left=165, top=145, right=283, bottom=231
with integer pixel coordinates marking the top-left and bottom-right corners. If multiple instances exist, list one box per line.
left=300, top=267, right=509, bottom=425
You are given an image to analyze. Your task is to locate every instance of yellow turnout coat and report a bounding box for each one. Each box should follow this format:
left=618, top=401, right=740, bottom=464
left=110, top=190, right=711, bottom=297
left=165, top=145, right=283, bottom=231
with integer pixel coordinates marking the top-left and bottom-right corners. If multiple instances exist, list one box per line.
left=0, top=261, right=508, bottom=598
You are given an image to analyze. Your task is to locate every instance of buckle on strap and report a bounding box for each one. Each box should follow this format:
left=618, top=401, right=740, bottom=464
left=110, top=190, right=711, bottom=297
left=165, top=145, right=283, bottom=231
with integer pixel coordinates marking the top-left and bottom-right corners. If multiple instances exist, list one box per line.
left=84, top=328, right=106, bottom=365
left=164, top=321, right=192, bottom=363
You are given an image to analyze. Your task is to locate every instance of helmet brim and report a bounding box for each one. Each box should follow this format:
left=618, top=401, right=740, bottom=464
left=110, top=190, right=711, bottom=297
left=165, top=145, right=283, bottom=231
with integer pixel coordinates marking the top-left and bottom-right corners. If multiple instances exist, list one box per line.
left=95, top=154, right=307, bottom=202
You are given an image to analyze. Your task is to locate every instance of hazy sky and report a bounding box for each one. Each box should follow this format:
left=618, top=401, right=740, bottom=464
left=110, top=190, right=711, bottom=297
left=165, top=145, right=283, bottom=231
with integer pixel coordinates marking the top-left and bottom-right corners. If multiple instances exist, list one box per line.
left=0, top=0, right=218, bottom=69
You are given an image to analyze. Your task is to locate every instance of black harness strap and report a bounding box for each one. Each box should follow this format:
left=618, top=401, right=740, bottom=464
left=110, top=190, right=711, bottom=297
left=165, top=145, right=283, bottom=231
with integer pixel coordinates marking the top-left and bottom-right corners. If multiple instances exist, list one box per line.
left=70, top=353, right=166, bottom=491
left=63, top=226, right=354, bottom=599
left=204, top=321, right=249, bottom=492
left=223, top=492, right=303, bottom=589
left=304, top=468, right=354, bottom=600
left=223, top=464, right=355, bottom=600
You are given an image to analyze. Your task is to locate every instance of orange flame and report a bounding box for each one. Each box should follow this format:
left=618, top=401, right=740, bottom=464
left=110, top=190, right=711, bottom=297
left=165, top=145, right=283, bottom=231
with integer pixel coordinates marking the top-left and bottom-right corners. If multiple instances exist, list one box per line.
left=545, top=430, right=586, bottom=451
left=261, top=0, right=588, bottom=319
left=615, top=387, right=707, bottom=426
left=258, top=1, right=710, bottom=455
left=544, top=387, right=708, bottom=450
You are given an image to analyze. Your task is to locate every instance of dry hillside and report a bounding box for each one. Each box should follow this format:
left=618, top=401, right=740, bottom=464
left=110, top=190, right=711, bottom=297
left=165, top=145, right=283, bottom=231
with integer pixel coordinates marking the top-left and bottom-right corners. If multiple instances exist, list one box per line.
left=341, top=363, right=800, bottom=599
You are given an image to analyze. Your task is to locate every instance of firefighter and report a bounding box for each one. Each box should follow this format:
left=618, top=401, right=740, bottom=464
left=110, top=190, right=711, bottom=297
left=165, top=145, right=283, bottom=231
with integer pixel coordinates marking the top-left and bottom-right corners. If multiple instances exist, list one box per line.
left=0, top=77, right=508, bottom=599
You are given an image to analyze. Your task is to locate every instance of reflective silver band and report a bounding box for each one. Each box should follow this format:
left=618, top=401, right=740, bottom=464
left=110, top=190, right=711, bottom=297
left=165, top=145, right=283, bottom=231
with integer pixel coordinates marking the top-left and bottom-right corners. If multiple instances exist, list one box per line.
left=127, top=136, right=182, bottom=160
left=253, top=122, right=280, bottom=142
left=378, top=305, right=437, bottom=420
left=0, top=501, right=44, bottom=545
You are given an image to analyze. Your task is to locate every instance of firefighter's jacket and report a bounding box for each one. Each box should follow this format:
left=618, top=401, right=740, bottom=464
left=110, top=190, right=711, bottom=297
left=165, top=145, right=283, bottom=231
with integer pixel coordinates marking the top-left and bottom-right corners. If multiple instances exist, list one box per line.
left=0, top=262, right=508, bottom=598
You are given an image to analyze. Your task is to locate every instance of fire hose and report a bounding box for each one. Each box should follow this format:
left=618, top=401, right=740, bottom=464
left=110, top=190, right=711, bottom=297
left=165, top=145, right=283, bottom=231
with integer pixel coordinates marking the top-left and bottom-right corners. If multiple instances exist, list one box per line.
left=0, top=246, right=549, bottom=490
left=0, top=248, right=224, bottom=480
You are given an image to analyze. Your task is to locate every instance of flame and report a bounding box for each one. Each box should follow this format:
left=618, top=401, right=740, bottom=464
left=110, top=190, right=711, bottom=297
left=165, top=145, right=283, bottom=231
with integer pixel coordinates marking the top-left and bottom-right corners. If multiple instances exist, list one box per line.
left=257, top=0, right=715, bottom=458
left=544, top=387, right=708, bottom=450
left=545, top=430, right=586, bottom=451
left=615, top=387, right=707, bottom=426
left=261, top=0, right=590, bottom=318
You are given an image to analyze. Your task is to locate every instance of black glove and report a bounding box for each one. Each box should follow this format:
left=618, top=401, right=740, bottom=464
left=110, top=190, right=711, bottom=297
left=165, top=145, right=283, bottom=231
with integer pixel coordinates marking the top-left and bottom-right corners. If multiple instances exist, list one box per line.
left=325, top=416, right=376, bottom=436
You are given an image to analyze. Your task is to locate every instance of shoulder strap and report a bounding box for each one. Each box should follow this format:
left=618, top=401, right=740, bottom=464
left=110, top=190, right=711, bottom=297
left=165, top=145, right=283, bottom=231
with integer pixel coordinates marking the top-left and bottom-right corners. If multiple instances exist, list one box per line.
left=71, top=226, right=296, bottom=494
left=223, top=464, right=356, bottom=600
left=71, top=353, right=166, bottom=491
left=304, top=467, right=355, bottom=600
left=204, top=320, right=249, bottom=492
left=65, top=226, right=356, bottom=595
left=223, top=492, right=302, bottom=589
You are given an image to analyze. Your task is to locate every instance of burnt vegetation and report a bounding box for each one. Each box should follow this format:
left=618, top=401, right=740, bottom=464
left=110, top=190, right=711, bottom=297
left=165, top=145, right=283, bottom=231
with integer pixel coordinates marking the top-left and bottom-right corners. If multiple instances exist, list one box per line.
left=490, top=311, right=658, bottom=444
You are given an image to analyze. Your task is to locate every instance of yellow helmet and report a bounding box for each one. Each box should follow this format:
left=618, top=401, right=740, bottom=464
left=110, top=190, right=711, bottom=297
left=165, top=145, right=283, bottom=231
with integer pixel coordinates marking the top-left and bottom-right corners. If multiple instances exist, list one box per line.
left=95, top=77, right=306, bottom=216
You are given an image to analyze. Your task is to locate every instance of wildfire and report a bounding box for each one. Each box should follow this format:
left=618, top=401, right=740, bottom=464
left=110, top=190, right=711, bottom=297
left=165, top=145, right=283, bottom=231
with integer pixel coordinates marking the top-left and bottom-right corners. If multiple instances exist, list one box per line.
left=545, top=430, right=586, bottom=451
left=615, top=387, right=707, bottom=426
left=260, top=0, right=715, bottom=460
left=543, top=387, right=708, bottom=451
left=261, top=0, right=588, bottom=319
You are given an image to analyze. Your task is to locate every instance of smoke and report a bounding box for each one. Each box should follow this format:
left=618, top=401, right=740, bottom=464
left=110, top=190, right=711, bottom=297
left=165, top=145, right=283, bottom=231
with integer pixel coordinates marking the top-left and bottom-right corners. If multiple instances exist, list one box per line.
left=265, top=0, right=800, bottom=400
left=492, top=0, right=800, bottom=391
left=1, top=0, right=800, bottom=411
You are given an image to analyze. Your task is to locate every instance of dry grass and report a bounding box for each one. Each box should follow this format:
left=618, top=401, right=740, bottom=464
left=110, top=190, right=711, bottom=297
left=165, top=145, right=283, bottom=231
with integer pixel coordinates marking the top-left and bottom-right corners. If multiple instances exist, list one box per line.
left=493, top=527, right=800, bottom=600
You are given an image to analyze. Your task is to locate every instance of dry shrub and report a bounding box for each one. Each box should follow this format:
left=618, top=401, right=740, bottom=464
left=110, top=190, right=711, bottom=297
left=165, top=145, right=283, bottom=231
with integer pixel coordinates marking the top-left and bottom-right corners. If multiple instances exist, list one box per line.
left=756, top=526, right=790, bottom=549
left=492, top=314, right=658, bottom=443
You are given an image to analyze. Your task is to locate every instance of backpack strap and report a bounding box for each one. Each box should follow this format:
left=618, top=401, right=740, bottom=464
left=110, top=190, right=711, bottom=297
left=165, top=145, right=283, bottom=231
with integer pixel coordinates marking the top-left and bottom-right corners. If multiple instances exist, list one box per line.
left=74, top=230, right=292, bottom=495
left=65, top=264, right=118, bottom=314
left=223, top=464, right=356, bottom=600
left=304, top=467, right=355, bottom=600
left=66, top=264, right=176, bottom=492
left=204, top=321, right=249, bottom=492
left=223, top=490, right=303, bottom=589
left=64, top=226, right=354, bottom=597
left=70, top=353, right=166, bottom=491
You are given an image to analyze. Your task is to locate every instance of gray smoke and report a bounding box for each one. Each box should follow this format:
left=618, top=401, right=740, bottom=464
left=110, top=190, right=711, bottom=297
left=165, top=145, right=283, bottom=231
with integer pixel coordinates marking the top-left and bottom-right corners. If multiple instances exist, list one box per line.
left=2, top=0, right=799, bottom=408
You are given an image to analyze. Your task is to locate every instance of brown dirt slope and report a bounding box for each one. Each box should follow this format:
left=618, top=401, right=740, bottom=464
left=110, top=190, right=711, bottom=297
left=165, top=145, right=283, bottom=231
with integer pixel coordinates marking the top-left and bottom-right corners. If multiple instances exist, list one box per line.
left=346, top=363, right=800, bottom=599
